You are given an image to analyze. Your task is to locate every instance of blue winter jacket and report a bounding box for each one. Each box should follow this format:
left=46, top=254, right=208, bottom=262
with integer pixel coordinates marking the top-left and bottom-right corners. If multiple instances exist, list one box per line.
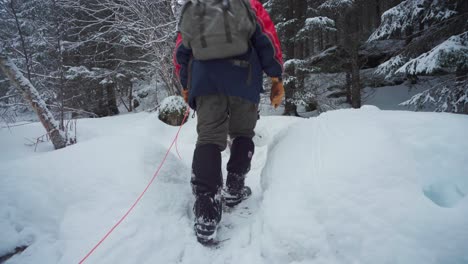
left=174, top=0, right=283, bottom=109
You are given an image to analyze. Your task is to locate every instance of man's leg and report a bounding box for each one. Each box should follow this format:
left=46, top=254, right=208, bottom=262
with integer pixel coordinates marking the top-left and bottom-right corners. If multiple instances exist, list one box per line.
left=192, top=95, right=229, bottom=243
left=225, top=96, right=258, bottom=207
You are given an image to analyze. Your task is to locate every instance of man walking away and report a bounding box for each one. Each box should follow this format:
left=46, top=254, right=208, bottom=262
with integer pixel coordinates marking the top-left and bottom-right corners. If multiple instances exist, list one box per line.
left=174, top=0, right=284, bottom=245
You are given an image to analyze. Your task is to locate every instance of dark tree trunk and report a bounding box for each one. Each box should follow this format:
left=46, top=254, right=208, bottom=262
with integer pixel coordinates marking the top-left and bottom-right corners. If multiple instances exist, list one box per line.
left=310, top=35, right=315, bottom=55
left=96, top=85, right=104, bottom=116
left=284, top=87, right=299, bottom=116
left=105, top=83, right=119, bottom=116
left=128, top=85, right=133, bottom=112
left=281, top=0, right=297, bottom=115
left=319, top=30, right=324, bottom=51
left=350, top=51, right=362, bottom=108
left=283, top=62, right=299, bottom=116
left=345, top=72, right=352, bottom=104
left=376, top=0, right=382, bottom=28
left=285, top=0, right=295, bottom=58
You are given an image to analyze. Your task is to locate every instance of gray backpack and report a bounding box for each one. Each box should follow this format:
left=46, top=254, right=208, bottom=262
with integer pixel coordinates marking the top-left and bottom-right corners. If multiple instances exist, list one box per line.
left=178, top=0, right=256, bottom=60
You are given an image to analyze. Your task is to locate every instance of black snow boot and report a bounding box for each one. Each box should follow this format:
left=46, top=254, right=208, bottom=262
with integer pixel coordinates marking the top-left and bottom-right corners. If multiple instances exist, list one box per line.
left=191, top=144, right=223, bottom=244
left=193, top=192, right=222, bottom=244
left=224, top=137, right=255, bottom=207
left=224, top=172, right=252, bottom=207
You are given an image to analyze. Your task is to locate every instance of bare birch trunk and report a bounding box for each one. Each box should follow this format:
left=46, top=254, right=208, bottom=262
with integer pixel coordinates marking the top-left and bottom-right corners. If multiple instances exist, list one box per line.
left=0, top=55, right=67, bottom=149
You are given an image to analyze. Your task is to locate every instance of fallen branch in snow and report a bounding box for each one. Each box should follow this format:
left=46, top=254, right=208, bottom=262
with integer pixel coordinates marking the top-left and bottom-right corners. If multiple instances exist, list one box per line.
left=0, top=246, right=28, bottom=263
left=24, top=133, right=49, bottom=152
left=120, top=97, right=131, bottom=112
left=0, top=121, right=34, bottom=129
left=47, top=104, right=99, bottom=118
left=23, top=119, right=77, bottom=150
left=146, top=103, right=160, bottom=113
left=0, top=114, right=12, bottom=132
left=0, top=94, right=19, bottom=100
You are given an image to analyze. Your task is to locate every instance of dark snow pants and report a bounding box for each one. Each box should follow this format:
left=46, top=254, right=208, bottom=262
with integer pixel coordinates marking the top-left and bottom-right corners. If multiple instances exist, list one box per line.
left=191, top=95, right=257, bottom=196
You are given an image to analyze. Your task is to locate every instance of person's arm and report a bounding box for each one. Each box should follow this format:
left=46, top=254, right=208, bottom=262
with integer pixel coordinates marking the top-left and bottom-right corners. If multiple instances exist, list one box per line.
left=249, top=0, right=283, bottom=79
left=173, top=33, right=192, bottom=89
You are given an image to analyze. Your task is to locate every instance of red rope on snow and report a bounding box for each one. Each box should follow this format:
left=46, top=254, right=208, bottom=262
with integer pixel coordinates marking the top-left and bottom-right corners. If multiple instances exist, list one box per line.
left=78, top=106, right=191, bottom=264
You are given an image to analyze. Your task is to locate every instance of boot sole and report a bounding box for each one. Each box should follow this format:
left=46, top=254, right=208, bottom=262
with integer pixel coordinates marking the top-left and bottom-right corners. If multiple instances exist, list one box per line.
left=223, top=187, right=252, bottom=207
left=194, top=223, right=217, bottom=244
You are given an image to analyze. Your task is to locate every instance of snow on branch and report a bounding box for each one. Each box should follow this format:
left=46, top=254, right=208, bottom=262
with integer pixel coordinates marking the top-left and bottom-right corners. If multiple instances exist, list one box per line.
left=368, top=0, right=458, bottom=42
left=374, top=55, right=408, bottom=79
left=296, top=16, right=336, bottom=41
left=396, top=32, right=468, bottom=75
left=0, top=55, right=68, bottom=149
left=276, top=18, right=299, bottom=31
left=318, top=0, right=354, bottom=10
left=305, top=17, right=336, bottom=31
left=401, top=77, right=468, bottom=114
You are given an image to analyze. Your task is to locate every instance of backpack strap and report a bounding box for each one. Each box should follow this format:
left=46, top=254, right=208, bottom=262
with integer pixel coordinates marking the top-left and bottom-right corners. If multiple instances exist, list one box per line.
left=222, top=0, right=233, bottom=43
left=197, top=1, right=208, bottom=48
left=240, top=0, right=256, bottom=38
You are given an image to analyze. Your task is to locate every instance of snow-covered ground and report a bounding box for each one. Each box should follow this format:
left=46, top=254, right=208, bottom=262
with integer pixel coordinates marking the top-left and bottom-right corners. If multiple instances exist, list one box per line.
left=362, top=76, right=455, bottom=111
left=1, top=107, right=468, bottom=264
left=363, top=83, right=428, bottom=111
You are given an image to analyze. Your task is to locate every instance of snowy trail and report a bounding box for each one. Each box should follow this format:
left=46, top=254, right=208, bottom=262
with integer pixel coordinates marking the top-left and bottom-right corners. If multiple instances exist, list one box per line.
left=68, top=114, right=299, bottom=264
left=1, top=109, right=468, bottom=264
left=175, top=116, right=301, bottom=263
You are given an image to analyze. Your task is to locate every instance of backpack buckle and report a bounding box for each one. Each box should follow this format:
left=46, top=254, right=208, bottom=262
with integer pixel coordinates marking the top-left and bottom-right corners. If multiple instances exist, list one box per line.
left=230, top=60, right=249, bottom=68
left=222, top=0, right=230, bottom=10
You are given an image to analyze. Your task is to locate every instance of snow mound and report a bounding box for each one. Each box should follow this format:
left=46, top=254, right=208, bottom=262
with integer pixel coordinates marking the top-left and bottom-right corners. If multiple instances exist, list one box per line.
left=360, top=105, right=380, bottom=111
left=159, top=95, right=186, bottom=113
left=158, top=95, right=188, bottom=125
left=260, top=109, right=468, bottom=263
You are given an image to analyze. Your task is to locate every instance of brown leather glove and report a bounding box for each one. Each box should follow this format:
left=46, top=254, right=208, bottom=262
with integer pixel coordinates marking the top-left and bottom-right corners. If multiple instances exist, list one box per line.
left=182, top=89, right=189, bottom=104
left=270, top=77, right=284, bottom=108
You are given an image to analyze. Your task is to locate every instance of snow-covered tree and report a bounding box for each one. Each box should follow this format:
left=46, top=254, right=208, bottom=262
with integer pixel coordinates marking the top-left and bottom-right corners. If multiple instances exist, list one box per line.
left=374, top=55, right=409, bottom=79
left=267, top=0, right=404, bottom=113
left=323, top=0, right=364, bottom=108
left=401, top=77, right=467, bottom=114
left=291, top=73, right=349, bottom=113
left=61, top=0, right=180, bottom=115
left=1, top=0, right=182, bottom=120
left=395, top=32, right=468, bottom=114
left=368, top=0, right=459, bottom=41
left=303, top=17, right=336, bottom=32
left=318, top=0, right=354, bottom=10
left=396, top=31, right=468, bottom=75
left=0, top=0, right=62, bottom=122
left=0, top=55, right=69, bottom=149
left=375, top=31, right=467, bottom=78
left=297, top=16, right=336, bottom=52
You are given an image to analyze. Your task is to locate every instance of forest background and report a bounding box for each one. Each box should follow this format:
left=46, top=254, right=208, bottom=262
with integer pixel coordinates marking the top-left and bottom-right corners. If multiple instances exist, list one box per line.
left=1, top=0, right=467, bottom=126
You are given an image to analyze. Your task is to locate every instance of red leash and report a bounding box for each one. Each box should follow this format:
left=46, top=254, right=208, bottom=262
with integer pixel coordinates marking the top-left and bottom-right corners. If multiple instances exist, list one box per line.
left=79, top=106, right=191, bottom=264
